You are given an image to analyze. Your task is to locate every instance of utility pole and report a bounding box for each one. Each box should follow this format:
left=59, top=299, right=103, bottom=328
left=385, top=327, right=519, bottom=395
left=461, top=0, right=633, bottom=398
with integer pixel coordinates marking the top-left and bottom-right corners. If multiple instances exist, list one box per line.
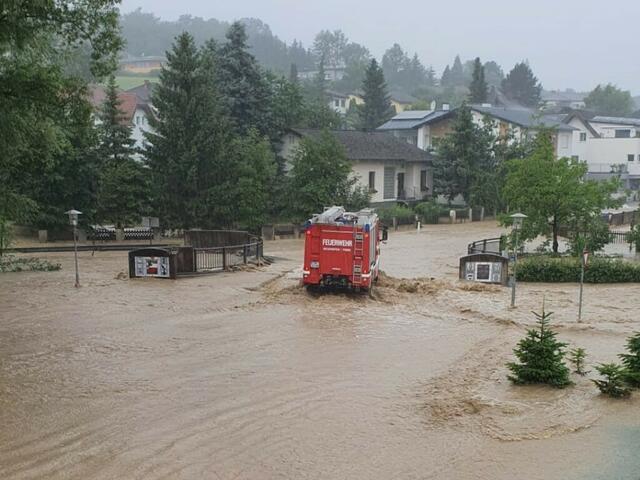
left=578, top=247, right=589, bottom=322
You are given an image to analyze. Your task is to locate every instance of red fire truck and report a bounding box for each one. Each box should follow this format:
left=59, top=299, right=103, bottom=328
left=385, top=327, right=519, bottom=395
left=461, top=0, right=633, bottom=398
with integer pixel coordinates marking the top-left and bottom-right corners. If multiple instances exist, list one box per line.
left=302, top=206, right=386, bottom=291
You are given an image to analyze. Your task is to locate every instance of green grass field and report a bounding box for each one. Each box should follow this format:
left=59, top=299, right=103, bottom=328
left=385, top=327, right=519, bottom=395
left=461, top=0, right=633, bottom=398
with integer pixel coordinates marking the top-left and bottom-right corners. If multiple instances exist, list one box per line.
left=114, top=76, right=159, bottom=91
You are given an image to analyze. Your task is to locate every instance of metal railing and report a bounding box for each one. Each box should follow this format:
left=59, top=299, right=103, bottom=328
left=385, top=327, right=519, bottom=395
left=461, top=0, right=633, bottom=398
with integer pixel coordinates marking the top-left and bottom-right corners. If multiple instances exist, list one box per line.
left=468, top=237, right=503, bottom=255
left=194, top=240, right=262, bottom=272
left=609, top=230, right=630, bottom=244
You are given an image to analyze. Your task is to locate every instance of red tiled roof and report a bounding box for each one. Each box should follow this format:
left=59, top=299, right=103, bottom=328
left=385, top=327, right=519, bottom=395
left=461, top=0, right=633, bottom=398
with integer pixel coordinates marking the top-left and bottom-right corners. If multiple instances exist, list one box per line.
left=87, top=85, right=138, bottom=125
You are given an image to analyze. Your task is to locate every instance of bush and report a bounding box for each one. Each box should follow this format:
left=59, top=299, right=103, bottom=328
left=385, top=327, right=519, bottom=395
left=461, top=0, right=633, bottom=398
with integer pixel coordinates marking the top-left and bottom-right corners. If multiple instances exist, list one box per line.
left=414, top=201, right=450, bottom=224
left=507, top=306, right=572, bottom=388
left=0, top=256, right=61, bottom=273
left=375, top=205, right=415, bottom=224
left=517, top=256, right=640, bottom=283
left=0, top=217, right=12, bottom=256
left=592, top=363, right=632, bottom=398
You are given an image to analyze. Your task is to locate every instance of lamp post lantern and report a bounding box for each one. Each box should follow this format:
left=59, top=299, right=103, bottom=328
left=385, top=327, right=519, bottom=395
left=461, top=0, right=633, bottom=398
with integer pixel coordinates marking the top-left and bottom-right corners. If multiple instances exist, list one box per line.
left=65, top=209, right=82, bottom=287
left=510, top=213, right=527, bottom=308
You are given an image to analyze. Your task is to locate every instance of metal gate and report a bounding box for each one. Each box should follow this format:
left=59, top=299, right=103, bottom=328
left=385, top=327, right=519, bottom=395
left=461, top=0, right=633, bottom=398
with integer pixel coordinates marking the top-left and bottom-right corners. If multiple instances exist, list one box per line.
left=194, top=240, right=262, bottom=272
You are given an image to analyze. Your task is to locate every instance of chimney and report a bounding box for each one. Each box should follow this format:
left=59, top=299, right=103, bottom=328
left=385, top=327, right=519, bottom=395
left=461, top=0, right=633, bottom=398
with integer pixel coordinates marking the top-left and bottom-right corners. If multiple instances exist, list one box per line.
left=442, top=103, right=450, bottom=111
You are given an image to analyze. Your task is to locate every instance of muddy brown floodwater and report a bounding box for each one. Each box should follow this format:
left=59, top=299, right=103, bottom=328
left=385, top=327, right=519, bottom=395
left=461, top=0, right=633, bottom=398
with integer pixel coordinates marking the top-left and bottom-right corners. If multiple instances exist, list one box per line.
left=1, top=221, right=639, bottom=479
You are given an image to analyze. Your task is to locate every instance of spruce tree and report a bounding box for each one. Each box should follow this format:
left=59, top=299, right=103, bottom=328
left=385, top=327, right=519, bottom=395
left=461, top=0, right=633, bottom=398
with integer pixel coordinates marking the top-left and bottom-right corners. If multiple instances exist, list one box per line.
left=619, top=332, right=640, bottom=388
left=502, top=61, right=542, bottom=107
left=358, top=59, right=394, bottom=130
left=593, top=363, right=632, bottom=398
left=145, top=34, right=231, bottom=229
left=440, top=65, right=452, bottom=87
left=469, top=57, right=488, bottom=103
left=449, top=55, right=465, bottom=87
left=96, top=76, right=148, bottom=228
left=507, top=306, right=572, bottom=388
left=218, top=21, right=270, bottom=135
left=289, top=63, right=299, bottom=84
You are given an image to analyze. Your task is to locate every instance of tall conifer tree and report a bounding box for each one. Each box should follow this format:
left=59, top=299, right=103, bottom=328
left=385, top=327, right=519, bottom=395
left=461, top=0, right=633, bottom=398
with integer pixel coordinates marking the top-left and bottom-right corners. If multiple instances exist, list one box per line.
left=469, top=57, right=488, bottom=103
left=218, top=21, right=270, bottom=135
left=359, top=59, right=394, bottom=130
left=96, top=76, right=148, bottom=228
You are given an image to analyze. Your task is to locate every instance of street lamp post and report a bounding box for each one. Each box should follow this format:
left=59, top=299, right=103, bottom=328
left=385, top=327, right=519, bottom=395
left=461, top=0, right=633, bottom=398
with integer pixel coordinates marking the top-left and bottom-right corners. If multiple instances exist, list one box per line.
left=510, top=213, right=527, bottom=308
left=65, top=209, right=82, bottom=287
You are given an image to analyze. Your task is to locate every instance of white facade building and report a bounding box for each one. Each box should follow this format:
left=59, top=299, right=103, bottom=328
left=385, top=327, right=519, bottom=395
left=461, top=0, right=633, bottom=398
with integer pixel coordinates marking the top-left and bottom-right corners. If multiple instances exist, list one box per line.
left=280, top=129, right=434, bottom=205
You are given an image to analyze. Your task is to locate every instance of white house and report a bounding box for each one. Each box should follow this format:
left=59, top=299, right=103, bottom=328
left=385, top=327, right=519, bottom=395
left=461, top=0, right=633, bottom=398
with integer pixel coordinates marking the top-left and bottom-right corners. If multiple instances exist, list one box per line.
left=377, top=108, right=454, bottom=150
left=280, top=129, right=434, bottom=205
left=588, top=116, right=640, bottom=138
left=468, top=105, right=578, bottom=158
left=378, top=105, right=578, bottom=159
left=327, top=91, right=351, bottom=115
left=541, top=90, right=587, bottom=110
left=89, top=82, right=155, bottom=155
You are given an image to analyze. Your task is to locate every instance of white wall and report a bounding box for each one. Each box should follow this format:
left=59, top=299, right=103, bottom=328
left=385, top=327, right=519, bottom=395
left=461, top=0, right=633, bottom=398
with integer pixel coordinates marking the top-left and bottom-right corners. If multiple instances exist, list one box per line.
left=586, top=138, right=640, bottom=175
left=417, top=125, right=430, bottom=150
left=590, top=122, right=639, bottom=138
left=131, top=108, right=152, bottom=151
left=556, top=131, right=574, bottom=159
left=351, top=160, right=432, bottom=203
left=329, top=96, right=348, bottom=115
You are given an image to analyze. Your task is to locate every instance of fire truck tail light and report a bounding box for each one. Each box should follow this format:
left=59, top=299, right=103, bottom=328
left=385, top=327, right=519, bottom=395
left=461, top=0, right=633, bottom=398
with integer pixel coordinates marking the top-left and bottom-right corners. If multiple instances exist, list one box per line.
left=310, top=260, right=320, bottom=268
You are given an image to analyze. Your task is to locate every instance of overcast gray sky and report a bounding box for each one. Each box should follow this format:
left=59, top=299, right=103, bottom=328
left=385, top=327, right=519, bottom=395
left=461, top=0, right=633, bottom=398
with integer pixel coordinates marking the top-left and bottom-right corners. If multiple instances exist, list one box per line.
left=120, top=0, right=639, bottom=93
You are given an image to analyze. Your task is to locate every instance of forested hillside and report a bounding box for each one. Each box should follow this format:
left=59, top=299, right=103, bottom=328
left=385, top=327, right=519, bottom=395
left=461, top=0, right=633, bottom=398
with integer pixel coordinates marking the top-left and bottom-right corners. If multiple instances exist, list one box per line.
left=121, top=9, right=315, bottom=73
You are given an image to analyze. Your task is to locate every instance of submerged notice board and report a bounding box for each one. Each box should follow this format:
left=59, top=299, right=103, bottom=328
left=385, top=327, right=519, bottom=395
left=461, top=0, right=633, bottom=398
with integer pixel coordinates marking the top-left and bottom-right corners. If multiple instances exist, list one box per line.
left=129, top=248, right=177, bottom=279
left=459, top=253, right=509, bottom=285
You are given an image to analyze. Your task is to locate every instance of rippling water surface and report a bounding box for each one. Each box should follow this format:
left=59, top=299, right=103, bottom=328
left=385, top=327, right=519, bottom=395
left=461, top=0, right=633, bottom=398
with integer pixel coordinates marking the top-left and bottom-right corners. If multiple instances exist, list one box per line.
left=1, top=222, right=639, bottom=479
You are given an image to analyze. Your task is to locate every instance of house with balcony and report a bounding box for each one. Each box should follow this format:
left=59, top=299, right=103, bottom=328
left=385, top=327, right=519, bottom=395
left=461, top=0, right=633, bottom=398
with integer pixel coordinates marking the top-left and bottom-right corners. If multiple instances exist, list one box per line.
left=377, top=108, right=455, bottom=150
left=280, top=129, right=434, bottom=205
left=378, top=105, right=578, bottom=158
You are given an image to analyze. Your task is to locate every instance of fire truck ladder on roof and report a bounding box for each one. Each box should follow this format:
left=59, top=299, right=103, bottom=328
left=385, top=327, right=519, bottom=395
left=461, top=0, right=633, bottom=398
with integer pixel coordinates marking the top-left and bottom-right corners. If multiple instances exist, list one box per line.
left=352, top=220, right=364, bottom=286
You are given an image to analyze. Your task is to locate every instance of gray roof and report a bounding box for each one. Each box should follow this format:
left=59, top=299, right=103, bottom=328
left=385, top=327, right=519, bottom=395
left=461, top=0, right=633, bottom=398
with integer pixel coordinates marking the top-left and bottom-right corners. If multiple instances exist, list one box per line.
left=291, top=129, right=433, bottom=163
left=377, top=110, right=452, bottom=131
left=470, top=105, right=577, bottom=131
left=590, top=116, right=640, bottom=127
left=389, top=91, right=418, bottom=104
left=541, top=90, right=587, bottom=102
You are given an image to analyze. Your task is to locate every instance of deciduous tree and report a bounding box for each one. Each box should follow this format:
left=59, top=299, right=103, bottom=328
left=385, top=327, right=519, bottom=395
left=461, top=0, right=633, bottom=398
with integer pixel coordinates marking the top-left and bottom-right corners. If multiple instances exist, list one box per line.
left=502, top=131, right=618, bottom=252
left=585, top=84, right=634, bottom=117
left=286, top=131, right=367, bottom=220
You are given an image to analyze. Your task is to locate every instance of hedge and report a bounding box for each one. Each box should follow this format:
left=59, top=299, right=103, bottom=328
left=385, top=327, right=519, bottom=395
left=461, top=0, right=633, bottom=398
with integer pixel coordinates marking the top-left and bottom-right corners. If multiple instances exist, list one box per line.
left=517, top=256, right=640, bottom=283
left=376, top=205, right=415, bottom=223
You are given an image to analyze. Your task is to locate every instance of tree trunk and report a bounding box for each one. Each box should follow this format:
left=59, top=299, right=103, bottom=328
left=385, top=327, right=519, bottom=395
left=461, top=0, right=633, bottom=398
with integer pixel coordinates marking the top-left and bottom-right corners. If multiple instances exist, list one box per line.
left=552, top=216, right=559, bottom=253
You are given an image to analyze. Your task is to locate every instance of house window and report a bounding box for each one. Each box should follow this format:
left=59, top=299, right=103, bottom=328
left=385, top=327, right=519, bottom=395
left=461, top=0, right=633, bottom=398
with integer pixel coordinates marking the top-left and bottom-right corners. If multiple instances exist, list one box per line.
left=368, top=171, right=376, bottom=191
left=579, top=132, right=587, bottom=142
left=571, top=155, right=579, bottom=162
left=616, top=129, right=631, bottom=138
left=136, top=116, right=141, bottom=125
left=420, top=170, right=428, bottom=191
left=628, top=154, right=635, bottom=162
left=334, top=99, right=340, bottom=107
left=340, top=99, right=346, bottom=107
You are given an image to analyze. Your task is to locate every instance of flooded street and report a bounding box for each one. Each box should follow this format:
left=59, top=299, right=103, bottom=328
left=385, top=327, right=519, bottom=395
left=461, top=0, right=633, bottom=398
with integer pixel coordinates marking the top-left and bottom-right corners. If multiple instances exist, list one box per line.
left=1, top=221, right=639, bottom=479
